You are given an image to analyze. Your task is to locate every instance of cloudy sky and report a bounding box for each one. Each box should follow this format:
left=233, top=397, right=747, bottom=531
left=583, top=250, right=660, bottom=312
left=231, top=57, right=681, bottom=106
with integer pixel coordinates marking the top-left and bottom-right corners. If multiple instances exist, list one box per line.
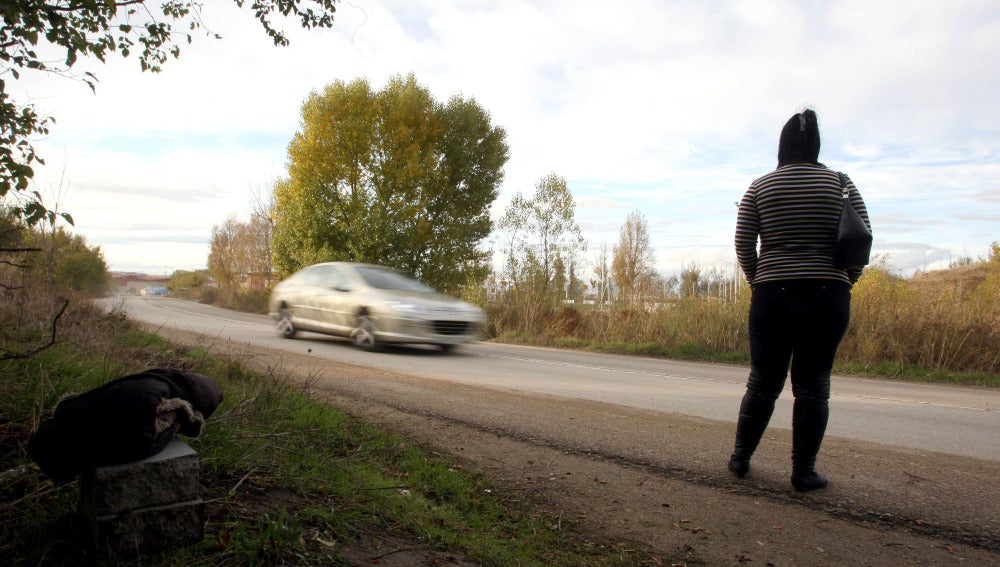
left=16, top=0, right=1000, bottom=278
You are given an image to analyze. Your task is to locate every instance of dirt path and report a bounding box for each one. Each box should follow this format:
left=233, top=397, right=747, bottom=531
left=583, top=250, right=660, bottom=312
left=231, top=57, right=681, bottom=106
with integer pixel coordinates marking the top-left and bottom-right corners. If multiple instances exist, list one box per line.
left=159, top=329, right=1000, bottom=566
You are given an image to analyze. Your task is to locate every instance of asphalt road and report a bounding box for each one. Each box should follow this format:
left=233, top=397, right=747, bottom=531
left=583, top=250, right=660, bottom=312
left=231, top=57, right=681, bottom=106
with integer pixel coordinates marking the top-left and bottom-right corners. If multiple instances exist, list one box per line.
left=108, top=295, right=999, bottom=462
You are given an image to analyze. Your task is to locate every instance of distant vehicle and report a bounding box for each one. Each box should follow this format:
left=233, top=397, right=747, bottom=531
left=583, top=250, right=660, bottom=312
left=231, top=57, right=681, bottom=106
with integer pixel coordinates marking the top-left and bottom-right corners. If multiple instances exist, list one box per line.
left=268, top=262, right=486, bottom=352
left=141, top=286, right=168, bottom=296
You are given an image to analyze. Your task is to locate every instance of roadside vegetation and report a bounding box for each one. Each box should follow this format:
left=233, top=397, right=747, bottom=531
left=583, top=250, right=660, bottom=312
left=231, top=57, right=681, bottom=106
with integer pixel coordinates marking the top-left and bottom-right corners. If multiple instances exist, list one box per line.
left=1, top=241, right=660, bottom=566
left=193, top=240, right=1000, bottom=387
left=482, top=249, right=1000, bottom=387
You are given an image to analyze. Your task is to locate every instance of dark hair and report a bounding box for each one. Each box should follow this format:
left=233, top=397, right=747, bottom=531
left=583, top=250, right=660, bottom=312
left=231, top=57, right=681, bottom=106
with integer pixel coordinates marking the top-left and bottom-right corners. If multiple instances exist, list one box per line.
left=777, top=108, right=821, bottom=166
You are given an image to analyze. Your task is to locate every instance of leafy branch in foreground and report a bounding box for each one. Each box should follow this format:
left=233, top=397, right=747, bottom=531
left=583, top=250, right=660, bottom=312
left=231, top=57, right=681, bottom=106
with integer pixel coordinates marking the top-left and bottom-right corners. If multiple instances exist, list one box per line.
left=1, top=0, right=339, bottom=224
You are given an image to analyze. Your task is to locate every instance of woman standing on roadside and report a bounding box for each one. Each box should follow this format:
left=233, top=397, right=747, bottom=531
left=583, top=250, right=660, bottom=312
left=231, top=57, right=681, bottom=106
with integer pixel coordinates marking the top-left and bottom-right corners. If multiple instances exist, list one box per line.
left=728, top=108, right=871, bottom=491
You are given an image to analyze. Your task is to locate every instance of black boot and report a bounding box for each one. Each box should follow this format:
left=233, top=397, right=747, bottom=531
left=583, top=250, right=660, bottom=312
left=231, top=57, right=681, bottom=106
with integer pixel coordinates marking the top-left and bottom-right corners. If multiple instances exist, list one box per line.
left=791, top=397, right=829, bottom=492
left=729, top=391, right=776, bottom=479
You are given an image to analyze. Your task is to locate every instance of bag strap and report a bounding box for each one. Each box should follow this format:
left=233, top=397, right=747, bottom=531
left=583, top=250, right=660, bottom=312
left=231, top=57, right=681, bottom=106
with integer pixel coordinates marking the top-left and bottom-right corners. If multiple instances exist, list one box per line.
left=837, top=172, right=849, bottom=199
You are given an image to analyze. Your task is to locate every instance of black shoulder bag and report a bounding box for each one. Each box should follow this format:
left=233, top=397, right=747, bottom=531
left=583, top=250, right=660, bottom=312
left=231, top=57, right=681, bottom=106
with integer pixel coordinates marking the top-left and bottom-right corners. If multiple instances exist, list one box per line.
left=833, top=172, right=872, bottom=269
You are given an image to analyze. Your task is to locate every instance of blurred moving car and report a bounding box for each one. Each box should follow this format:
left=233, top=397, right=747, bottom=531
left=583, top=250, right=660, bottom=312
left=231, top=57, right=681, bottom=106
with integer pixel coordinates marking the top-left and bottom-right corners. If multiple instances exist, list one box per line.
left=268, top=262, right=486, bottom=352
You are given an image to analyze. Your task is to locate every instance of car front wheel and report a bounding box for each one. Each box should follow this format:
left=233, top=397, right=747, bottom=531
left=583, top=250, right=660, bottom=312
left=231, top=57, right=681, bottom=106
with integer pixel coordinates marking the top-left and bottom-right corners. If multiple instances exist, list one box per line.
left=276, top=307, right=297, bottom=339
left=351, top=315, right=382, bottom=351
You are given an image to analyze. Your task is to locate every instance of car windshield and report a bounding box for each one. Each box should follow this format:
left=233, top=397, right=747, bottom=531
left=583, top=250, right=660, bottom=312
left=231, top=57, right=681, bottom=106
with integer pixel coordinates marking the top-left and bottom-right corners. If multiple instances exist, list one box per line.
left=300, top=264, right=347, bottom=288
left=355, top=267, right=433, bottom=292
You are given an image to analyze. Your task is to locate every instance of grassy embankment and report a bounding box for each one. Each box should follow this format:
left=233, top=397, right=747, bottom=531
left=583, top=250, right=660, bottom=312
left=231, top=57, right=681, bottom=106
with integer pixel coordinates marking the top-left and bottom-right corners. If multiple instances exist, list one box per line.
left=0, top=301, right=663, bottom=566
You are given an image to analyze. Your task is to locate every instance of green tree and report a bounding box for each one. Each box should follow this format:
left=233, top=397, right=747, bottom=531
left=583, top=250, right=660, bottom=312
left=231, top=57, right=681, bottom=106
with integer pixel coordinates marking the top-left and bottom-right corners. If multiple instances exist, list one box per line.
left=612, top=210, right=656, bottom=305
left=169, top=269, right=208, bottom=291
left=54, top=239, right=110, bottom=296
left=498, top=173, right=586, bottom=296
left=13, top=220, right=109, bottom=296
left=272, top=74, right=508, bottom=292
left=552, top=254, right=567, bottom=304
left=1, top=208, right=63, bottom=360
left=680, top=261, right=703, bottom=298
left=567, top=258, right=584, bottom=303
left=208, top=216, right=243, bottom=300
left=1, top=0, right=338, bottom=224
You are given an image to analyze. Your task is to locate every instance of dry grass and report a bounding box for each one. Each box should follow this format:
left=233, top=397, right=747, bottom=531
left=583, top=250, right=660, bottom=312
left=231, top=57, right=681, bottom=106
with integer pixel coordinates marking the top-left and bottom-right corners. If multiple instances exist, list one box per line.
left=907, top=262, right=991, bottom=299
left=486, top=246, right=1000, bottom=382
left=845, top=253, right=1000, bottom=376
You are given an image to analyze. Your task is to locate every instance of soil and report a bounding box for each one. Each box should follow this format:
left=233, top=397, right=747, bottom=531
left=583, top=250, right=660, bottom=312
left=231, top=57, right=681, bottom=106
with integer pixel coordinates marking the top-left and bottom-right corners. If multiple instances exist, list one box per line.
left=156, top=327, right=1000, bottom=566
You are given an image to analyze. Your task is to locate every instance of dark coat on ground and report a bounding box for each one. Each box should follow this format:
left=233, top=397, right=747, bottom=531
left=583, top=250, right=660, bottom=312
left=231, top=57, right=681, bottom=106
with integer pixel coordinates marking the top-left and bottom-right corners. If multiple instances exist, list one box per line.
left=27, top=368, right=223, bottom=483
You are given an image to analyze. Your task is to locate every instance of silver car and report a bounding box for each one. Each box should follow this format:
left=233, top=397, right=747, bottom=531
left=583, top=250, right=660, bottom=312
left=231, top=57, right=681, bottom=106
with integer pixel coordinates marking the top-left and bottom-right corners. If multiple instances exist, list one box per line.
left=268, top=262, right=486, bottom=352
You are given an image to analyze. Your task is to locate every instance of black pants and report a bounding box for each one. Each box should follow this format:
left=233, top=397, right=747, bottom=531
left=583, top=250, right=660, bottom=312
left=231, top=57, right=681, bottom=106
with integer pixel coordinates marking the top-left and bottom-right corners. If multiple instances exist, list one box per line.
left=746, top=279, right=851, bottom=401
left=731, top=279, right=852, bottom=473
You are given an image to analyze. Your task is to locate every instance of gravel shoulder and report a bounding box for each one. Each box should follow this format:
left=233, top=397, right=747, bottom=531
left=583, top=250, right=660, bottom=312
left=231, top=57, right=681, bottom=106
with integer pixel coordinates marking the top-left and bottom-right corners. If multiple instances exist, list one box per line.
left=156, top=327, right=1000, bottom=566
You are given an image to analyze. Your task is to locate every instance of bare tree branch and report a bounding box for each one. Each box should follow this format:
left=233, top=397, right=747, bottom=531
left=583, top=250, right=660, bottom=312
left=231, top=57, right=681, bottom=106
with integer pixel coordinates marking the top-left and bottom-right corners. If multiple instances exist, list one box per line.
left=0, top=297, right=69, bottom=361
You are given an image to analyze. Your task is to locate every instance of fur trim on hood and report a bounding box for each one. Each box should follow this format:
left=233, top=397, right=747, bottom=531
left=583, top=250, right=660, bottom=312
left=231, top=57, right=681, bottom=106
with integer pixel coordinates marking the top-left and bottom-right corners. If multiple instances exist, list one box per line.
left=155, top=397, right=206, bottom=437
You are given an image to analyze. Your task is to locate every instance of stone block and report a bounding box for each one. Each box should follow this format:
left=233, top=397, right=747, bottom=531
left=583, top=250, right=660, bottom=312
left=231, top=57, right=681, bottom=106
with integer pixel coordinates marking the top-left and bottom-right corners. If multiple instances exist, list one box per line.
left=79, top=438, right=200, bottom=516
left=78, top=438, right=204, bottom=558
left=90, top=499, right=205, bottom=559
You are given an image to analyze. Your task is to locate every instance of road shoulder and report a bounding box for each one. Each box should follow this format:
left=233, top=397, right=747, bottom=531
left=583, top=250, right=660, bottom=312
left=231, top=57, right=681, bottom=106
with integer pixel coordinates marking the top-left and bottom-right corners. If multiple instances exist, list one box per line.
left=151, top=326, right=1000, bottom=565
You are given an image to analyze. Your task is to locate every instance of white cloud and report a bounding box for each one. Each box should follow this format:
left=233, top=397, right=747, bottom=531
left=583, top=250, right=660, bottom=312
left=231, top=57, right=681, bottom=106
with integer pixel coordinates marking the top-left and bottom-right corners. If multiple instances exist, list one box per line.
left=15, top=0, right=1000, bottom=277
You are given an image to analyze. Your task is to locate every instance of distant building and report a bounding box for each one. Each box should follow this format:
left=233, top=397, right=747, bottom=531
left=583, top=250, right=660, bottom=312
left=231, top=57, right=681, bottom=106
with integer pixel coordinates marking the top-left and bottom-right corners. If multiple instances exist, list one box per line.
left=111, top=273, right=170, bottom=295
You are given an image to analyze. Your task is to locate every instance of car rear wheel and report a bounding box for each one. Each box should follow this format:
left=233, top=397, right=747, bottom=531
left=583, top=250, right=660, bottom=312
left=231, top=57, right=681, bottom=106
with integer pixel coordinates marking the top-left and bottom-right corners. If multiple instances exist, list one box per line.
left=351, top=315, right=382, bottom=351
left=276, top=307, right=297, bottom=339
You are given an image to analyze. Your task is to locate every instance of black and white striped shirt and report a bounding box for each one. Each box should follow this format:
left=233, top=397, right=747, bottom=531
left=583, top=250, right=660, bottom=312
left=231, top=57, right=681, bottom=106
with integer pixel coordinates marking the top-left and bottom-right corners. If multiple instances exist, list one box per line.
left=735, top=164, right=870, bottom=285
